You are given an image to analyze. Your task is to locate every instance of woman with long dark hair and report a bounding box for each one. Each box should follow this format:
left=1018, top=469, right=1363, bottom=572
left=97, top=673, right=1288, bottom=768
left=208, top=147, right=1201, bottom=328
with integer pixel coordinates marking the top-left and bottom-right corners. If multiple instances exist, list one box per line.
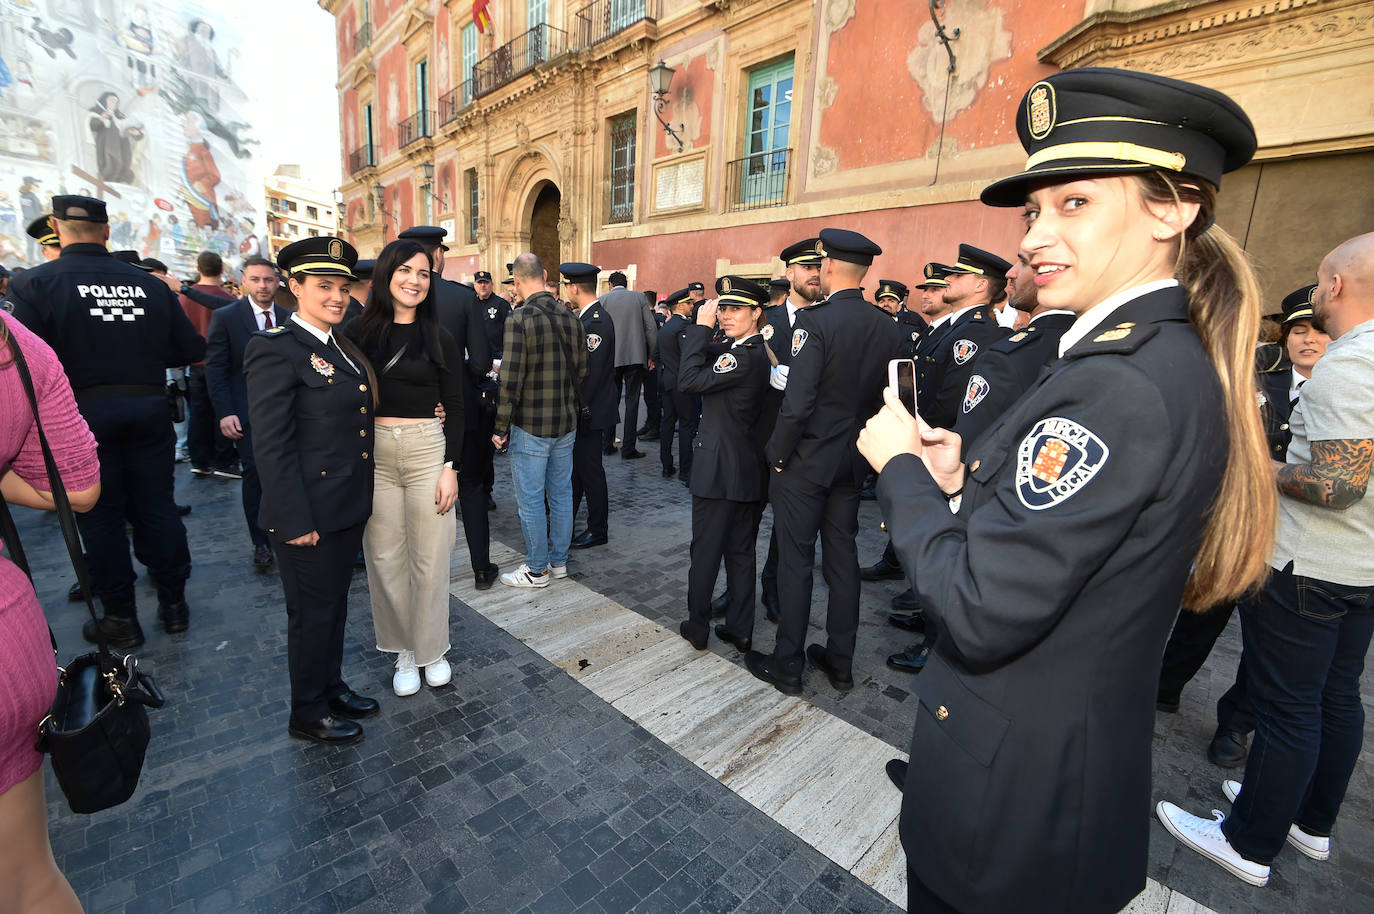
left=343, top=240, right=463, bottom=697
left=857, top=69, right=1273, bottom=912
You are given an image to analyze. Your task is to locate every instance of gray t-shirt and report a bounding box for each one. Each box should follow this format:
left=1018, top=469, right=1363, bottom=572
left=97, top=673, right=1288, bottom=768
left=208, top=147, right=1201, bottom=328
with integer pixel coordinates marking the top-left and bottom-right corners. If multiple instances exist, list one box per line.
left=1272, top=317, right=1374, bottom=585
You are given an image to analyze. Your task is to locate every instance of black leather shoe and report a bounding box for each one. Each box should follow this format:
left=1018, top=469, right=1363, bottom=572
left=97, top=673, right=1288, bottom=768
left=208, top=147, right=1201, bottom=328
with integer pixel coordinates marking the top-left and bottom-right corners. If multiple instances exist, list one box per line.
left=571, top=531, right=608, bottom=549
left=887, top=641, right=932, bottom=674
left=621, top=449, right=646, bottom=459
left=714, top=625, right=751, bottom=653
left=67, top=581, right=84, bottom=602
left=711, top=593, right=729, bottom=619
left=744, top=650, right=803, bottom=695
left=474, top=563, right=499, bottom=590
left=1156, top=693, right=1181, bottom=714
left=806, top=644, right=854, bottom=691
left=680, top=475, right=691, bottom=488
left=639, top=430, right=659, bottom=441
left=636, top=425, right=655, bottom=437
left=888, top=611, right=925, bottom=633
left=662, top=465, right=677, bottom=478
left=891, top=588, right=921, bottom=611
left=329, top=690, right=380, bottom=719
left=885, top=759, right=908, bottom=791
left=253, top=544, right=274, bottom=568
left=487, top=495, right=497, bottom=511
left=1207, top=729, right=1249, bottom=768
left=763, top=593, right=780, bottom=624
left=861, top=558, right=904, bottom=581
left=157, top=600, right=189, bottom=634
left=289, top=716, right=364, bottom=745
left=603, top=444, right=617, bottom=456
left=82, top=615, right=145, bottom=650
left=177, top=502, right=192, bottom=516
left=679, top=621, right=708, bottom=651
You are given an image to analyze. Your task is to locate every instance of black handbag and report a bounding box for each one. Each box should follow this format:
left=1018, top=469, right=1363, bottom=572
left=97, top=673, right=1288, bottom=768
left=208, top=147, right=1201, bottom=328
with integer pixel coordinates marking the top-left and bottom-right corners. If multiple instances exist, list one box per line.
left=0, top=326, right=165, bottom=815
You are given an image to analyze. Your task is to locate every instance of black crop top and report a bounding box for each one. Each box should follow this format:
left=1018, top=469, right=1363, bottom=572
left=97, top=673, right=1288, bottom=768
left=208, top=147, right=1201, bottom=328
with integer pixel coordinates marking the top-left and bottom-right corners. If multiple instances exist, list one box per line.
left=343, top=319, right=464, bottom=464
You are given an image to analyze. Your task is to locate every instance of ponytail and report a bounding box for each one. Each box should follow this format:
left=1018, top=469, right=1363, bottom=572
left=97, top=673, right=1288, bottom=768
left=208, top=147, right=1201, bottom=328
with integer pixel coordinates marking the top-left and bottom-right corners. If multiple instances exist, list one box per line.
left=1139, top=173, right=1276, bottom=609
left=754, top=308, right=779, bottom=367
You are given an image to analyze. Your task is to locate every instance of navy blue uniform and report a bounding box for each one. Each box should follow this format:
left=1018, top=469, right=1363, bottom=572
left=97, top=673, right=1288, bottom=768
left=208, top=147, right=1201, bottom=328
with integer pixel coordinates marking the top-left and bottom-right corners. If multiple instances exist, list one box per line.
left=895, top=308, right=928, bottom=357
left=656, top=313, right=696, bottom=478
left=6, top=243, right=204, bottom=615
left=915, top=305, right=1008, bottom=429
left=952, top=311, right=1074, bottom=447
left=572, top=302, right=617, bottom=539
left=472, top=293, right=511, bottom=500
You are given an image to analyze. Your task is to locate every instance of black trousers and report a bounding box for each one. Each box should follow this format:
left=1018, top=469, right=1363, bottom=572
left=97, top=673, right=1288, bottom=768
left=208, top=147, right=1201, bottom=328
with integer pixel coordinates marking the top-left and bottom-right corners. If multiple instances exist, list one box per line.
left=458, top=414, right=496, bottom=572
left=760, top=523, right=779, bottom=599
left=907, top=865, right=962, bottom=913
left=606, top=364, right=646, bottom=456
left=643, top=365, right=661, bottom=430
left=571, top=420, right=609, bottom=537
left=274, top=521, right=364, bottom=722
left=1158, top=601, right=1254, bottom=734
left=77, top=396, right=191, bottom=612
left=686, top=496, right=762, bottom=642
left=238, top=425, right=269, bottom=547
left=770, top=470, right=860, bottom=676
left=186, top=364, right=236, bottom=470
left=659, top=388, right=697, bottom=475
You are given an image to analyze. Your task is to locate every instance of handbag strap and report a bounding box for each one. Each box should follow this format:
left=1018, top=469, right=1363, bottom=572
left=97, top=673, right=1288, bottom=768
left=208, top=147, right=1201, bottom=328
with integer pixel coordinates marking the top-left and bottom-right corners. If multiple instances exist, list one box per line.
left=1, top=326, right=112, bottom=665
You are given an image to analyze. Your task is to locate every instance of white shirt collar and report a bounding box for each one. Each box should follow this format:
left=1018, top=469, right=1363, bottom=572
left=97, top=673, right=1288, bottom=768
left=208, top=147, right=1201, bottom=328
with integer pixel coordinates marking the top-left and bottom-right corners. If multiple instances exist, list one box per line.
left=1029, top=309, right=1074, bottom=325
left=291, top=312, right=332, bottom=345
left=1289, top=367, right=1307, bottom=402
left=785, top=297, right=809, bottom=324
left=731, top=332, right=761, bottom=348
left=1057, top=279, right=1180, bottom=357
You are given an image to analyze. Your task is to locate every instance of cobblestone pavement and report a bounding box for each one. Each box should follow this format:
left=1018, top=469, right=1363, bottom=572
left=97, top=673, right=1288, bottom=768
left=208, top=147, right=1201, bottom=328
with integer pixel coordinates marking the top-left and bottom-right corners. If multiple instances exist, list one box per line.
left=18, top=426, right=1374, bottom=913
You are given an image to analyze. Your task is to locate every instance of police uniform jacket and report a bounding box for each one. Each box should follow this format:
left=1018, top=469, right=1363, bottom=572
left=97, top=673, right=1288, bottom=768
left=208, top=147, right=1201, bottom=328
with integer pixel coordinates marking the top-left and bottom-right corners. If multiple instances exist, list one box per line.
left=765, top=288, right=905, bottom=487
left=762, top=302, right=800, bottom=367
left=5, top=243, right=205, bottom=390
left=915, top=304, right=1009, bottom=429
left=953, top=311, right=1075, bottom=447
left=243, top=321, right=374, bottom=542
left=205, top=297, right=293, bottom=423
left=895, top=308, right=928, bottom=357
left=656, top=313, right=689, bottom=391
left=434, top=277, right=492, bottom=430
left=678, top=325, right=769, bottom=502
left=579, top=301, right=618, bottom=431
left=879, top=286, right=1227, bottom=914
left=1257, top=365, right=1298, bottom=459
left=477, top=294, right=512, bottom=361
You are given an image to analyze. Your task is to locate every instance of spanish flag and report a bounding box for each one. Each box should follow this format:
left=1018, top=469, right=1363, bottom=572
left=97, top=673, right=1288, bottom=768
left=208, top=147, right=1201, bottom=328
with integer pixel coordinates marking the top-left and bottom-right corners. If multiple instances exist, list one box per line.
left=473, top=0, right=492, bottom=33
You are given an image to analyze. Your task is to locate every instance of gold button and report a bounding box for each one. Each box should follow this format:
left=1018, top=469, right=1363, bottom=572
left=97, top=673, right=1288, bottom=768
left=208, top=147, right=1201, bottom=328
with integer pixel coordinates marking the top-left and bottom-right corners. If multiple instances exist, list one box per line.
left=880, top=521, right=887, bottom=532
left=1280, top=424, right=1289, bottom=430
left=359, top=384, right=368, bottom=391
left=362, top=452, right=369, bottom=459
left=320, top=470, right=327, bottom=477
left=328, top=378, right=334, bottom=384
left=359, top=429, right=366, bottom=437
left=360, top=407, right=367, bottom=414
left=935, top=705, right=949, bottom=721
left=969, top=459, right=980, bottom=473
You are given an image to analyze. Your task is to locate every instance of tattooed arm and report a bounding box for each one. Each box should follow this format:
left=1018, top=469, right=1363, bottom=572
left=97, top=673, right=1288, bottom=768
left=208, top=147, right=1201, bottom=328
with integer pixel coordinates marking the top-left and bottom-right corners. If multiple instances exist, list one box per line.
left=1277, top=439, right=1374, bottom=509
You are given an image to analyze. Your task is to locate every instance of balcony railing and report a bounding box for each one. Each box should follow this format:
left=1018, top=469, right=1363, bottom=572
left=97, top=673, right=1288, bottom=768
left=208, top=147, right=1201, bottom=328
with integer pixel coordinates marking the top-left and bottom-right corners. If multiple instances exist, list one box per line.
left=347, top=144, right=376, bottom=175
left=398, top=110, right=435, bottom=149
left=724, top=148, right=792, bottom=212
left=473, top=24, right=567, bottom=99
left=352, top=21, right=371, bottom=56
left=574, top=0, right=658, bottom=49
left=439, top=80, right=474, bottom=125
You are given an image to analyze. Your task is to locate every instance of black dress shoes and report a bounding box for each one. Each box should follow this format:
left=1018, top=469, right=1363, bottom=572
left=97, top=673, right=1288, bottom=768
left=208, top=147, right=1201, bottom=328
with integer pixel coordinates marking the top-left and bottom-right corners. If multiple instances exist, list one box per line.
left=710, top=593, right=729, bottom=619
left=888, top=611, right=925, bottom=633
left=861, top=558, right=905, bottom=582
left=157, top=600, right=189, bottom=634
left=253, top=544, right=274, bottom=568
left=328, top=690, right=380, bottom=719
left=639, top=428, right=659, bottom=441
left=762, top=592, right=780, bottom=624
left=713, top=625, right=751, bottom=653
left=474, top=563, right=500, bottom=590
left=289, top=716, right=364, bottom=745
left=1156, top=693, right=1181, bottom=714
left=177, top=503, right=193, bottom=516
left=603, top=444, right=617, bottom=456
left=891, top=588, right=921, bottom=611
left=571, top=531, right=608, bottom=549
left=887, top=640, right=932, bottom=674
left=744, top=650, right=803, bottom=696
left=68, top=581, right=84, bottom=602
left=885, top=759, right=908, bottom=791
left=83, top=615, right=145, bottom=650
left=806, top=644, right=854, bottom=691
left=662, top=465, right=677, bottom=478
left=487, top=495, right=497, bottom=511
left=1207, top=728, right=1250, bottom=768
left=679, top=621, right=708, bottom=651
left=621, top=449, right=646, bottom=459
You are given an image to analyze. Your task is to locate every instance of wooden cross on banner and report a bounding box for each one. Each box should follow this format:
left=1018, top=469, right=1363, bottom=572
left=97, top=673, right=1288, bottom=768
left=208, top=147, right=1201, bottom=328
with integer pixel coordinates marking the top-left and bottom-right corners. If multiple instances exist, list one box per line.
left=70, top=166, right=123, bottom=200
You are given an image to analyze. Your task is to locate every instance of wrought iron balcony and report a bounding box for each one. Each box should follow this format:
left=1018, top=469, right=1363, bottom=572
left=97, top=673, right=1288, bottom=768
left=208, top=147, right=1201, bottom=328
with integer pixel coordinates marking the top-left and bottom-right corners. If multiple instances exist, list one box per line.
left=398, top=110, right=435, bottom=149
left=574, top=0, right=658, bottom=49
left=352, top=22, right=371, bottom=56
left=473, top=24, right=568, bottom=99
left=723, top=148, right=792, bottom=212
left=347, top=144, right=376, bottom=175
left=439, top=80, right=474, bottom=126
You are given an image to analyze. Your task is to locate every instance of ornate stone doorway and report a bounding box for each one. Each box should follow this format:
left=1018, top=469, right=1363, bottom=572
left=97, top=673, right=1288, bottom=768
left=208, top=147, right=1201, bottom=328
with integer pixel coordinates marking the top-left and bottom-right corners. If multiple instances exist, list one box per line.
left=528, top=182, right=561, bottom=278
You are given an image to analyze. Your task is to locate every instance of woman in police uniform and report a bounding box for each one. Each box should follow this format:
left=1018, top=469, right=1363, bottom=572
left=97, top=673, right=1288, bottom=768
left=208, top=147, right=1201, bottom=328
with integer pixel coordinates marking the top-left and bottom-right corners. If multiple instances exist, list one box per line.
left=1260, top=284, right=1330, bottom=458
left=244, top=236, right=382, bottom=746
left=678, top=276, right=772, bottom=653
left=859, top=69, right=1275, bottom=912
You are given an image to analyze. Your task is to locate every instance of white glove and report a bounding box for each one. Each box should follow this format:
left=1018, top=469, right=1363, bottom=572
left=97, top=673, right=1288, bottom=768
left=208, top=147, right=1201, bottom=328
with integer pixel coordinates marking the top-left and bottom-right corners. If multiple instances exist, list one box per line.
left=769, top=364, right=790, bottom=391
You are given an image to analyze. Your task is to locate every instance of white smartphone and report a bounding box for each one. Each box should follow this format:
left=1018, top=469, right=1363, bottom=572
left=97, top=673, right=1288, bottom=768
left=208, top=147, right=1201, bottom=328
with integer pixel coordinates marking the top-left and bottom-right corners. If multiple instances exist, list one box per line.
left=888, top=358, right=917, bottom=415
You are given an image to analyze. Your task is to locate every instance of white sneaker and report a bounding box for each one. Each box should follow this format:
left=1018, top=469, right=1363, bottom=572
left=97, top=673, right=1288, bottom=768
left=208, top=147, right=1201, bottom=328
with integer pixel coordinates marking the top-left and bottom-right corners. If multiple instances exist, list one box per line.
left=500, top=563, right=550, bottom=588
left=1156, top=801, right=1270, bottom=886
left=392, top=650, right=421, bottom=696
left=424, top=657, right=452, bottom=688
left=550, top=564, right=568, bottom=579
left=1222, top=779, right=1331, bottom=860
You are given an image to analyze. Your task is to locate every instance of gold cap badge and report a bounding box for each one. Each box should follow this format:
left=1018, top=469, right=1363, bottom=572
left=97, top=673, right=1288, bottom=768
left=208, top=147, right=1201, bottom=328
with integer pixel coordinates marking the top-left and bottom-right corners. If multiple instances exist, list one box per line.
left=329, top=240, right=342, bottom=260
left=1028, top=82, right=1056, bottom=141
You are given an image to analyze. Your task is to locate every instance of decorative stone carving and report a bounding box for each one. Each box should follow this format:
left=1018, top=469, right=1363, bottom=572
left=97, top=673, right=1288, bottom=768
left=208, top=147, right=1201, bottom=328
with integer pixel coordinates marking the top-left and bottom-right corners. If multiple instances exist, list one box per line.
left=558, top=215, right=576, bottom=243
left=824, top=0, right=856, bottom=34
left=907, top=0, right=1011, bottom=121
left=704, top=40, right=721, bottom=72
left=1121, top=7, right=1374, bottom=73
left=817, top=76, right=838, bottom=111
left=812, top=145, right=838, bottom=177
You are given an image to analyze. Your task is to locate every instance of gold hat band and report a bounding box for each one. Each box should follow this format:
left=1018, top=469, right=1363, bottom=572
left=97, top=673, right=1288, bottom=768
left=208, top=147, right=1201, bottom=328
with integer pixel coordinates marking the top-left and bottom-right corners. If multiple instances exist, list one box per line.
left=1025, top=141, right=1187, bottom=173
left=38, top=234, right=58, bottom=245
left=953, top=263, right=985, bottom=275
left=287, top=261, right=356, bottom=275
left=1284, top=307, right=1314, bottom=323
left=717, top=293, right=761, bottom=307
left=786, top=255, right=821, bottom=265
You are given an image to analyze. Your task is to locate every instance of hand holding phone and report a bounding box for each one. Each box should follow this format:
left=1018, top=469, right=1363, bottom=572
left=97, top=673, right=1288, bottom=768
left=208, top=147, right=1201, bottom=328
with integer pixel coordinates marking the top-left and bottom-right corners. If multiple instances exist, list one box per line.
left=887, top=358, right=917, bottom=416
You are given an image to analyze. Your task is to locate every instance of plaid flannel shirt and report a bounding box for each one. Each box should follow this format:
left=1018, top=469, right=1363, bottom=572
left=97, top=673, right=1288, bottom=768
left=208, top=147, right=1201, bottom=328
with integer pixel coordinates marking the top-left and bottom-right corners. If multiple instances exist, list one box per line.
left=495, top=291, right=588, bottom=439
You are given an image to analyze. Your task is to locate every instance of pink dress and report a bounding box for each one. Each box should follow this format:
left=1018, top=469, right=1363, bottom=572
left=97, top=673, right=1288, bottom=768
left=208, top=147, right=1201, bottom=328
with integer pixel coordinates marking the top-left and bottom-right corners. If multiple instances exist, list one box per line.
left=0, top=312, right=99, bottom=796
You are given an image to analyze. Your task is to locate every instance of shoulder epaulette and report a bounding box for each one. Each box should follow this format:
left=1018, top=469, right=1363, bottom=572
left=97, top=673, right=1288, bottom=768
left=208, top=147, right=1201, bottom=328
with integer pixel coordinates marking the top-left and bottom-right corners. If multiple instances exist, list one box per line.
left=254, top=325, right=290, bottom=337
left=989, top=326, right=1040, bottom=352
left=1064, top=321, right=1160, bottom=359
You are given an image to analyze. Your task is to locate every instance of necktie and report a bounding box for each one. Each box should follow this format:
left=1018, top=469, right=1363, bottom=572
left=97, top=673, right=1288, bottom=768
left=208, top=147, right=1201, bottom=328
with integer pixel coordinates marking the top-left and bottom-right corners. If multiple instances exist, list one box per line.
left=1291, top=379, right=1305, bottom=409
left=262, top=309, right=273, bottom=331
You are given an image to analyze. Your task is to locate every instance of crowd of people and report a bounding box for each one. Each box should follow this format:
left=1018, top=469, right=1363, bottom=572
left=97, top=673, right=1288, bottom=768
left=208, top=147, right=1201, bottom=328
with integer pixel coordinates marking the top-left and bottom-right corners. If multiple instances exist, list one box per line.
left=2, top=63, right=1372, bottom=914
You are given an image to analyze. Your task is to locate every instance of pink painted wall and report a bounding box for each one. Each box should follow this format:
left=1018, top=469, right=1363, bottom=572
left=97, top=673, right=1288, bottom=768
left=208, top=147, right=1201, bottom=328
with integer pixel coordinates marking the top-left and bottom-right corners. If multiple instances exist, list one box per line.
left=655, top=53, right=714, bottom=159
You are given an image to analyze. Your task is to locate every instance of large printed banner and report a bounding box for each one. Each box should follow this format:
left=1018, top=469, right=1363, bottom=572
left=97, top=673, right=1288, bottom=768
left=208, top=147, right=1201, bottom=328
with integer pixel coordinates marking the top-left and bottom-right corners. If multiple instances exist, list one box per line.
left=0, top=0, right=265, bottom=273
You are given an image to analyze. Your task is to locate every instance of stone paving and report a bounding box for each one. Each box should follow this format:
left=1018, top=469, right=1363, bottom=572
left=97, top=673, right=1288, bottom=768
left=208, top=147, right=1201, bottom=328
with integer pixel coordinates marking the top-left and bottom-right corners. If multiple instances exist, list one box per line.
left=16, top=419, right=1374, bottom=913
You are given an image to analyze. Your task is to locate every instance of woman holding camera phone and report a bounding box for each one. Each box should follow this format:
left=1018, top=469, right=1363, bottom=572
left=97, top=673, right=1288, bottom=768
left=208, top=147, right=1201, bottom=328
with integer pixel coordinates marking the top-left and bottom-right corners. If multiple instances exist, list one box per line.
left=857, top=69, right=1274, bottom=913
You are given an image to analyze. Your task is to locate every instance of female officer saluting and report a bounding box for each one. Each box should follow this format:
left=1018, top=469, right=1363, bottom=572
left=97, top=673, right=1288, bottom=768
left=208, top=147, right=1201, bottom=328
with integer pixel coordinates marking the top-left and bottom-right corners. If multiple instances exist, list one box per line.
left=678, top=276, right=772, bottom=653
left=858, top=69, right=1274, bottom=912
left=245, top=236, right=381, bottom=745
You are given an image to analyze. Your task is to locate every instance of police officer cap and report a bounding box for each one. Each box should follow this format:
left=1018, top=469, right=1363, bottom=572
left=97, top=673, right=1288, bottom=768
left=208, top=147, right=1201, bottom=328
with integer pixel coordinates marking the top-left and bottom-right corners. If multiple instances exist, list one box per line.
left=768, top=277, right=791, bottom=291
left=876, top=279, right=908, bottom=302
left=715, top=275, right=767, bottom=308
left=397, top=225, right=450, bottom=251
left=664, top=288, right=692, bottom=308
left=947, top=244, right=1012, bottom=278
left=1272, top=284, right=1317, bottom=324
left=142, top=257, right=169, bottom=273
left=278, top=236, right=359, bottom=281
left=111, top=249, right=154, bottom=271
left=687, top=281, right=705, bottom=292
left=559, top=262, right=600, bottom=284
left=0, top=265, right=11, bottom=279
left=816, top=228, right=882, bottom=266
left=917, top=262, right=951, bottom=289
left=26, top=215, right=58, bottom=246
left=779, top=238, right=822, bottom=266
left=353, top=258, right=376, bottom=280
left=52, top=195, right=108, bottom=224
left=981, top=67, right=1257, bottom=207
left=474, top=270, right=492, bottom=282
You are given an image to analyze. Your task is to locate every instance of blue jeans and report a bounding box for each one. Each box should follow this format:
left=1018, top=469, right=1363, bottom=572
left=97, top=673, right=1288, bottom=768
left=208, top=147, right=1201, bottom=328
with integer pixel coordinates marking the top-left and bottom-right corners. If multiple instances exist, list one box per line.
left=1222, top=563, right=1374, bottom=863
left=507, top=426, right=575, bottom=572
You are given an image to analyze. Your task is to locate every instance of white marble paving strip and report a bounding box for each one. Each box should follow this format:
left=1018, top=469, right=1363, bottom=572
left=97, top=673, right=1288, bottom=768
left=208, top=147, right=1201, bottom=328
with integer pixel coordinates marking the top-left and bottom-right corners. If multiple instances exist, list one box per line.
left=449, top=540, right=1215, bottom=914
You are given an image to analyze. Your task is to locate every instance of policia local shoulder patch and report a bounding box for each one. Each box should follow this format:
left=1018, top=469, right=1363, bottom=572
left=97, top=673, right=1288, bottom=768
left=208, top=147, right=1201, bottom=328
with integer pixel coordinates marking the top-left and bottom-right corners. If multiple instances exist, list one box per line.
left=1015, top=417, right=1109, bottom=510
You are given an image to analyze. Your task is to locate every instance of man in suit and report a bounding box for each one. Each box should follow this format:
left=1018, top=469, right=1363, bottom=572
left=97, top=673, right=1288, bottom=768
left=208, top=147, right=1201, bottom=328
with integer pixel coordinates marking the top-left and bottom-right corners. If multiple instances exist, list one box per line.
left=205, top=255, right=291, bottom=569
left=474, top=269, right=511, bottom=510
left=599, top=270, right=658, bottom=458
left=562, top=263, right=617, bottom=549
left=656, top=288, right=696, bottom=481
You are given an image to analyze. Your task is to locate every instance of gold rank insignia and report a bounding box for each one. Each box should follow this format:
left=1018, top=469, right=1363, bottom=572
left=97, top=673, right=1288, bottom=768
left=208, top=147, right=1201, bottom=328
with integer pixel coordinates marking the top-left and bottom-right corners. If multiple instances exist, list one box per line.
left=309, top=353, right=336, bottom=377
left=1008, top=331, right=1027, bottom=342
left=267, top=326, right=286, bottom=334
left=1093, top=322, right=1135, bottom=343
